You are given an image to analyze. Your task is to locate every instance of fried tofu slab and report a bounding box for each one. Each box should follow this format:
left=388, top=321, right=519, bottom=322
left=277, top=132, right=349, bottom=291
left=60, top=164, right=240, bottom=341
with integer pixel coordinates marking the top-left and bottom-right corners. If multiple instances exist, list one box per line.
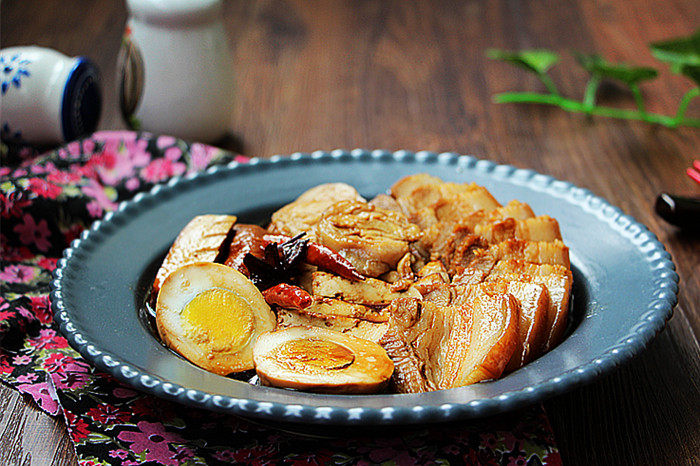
left=152, top=215, right=237, bottom=296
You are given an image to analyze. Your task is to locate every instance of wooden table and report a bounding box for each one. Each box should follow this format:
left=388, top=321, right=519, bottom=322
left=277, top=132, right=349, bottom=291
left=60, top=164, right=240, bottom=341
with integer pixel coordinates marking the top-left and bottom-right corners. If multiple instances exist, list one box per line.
left=2, top=1, right=699, bottom=464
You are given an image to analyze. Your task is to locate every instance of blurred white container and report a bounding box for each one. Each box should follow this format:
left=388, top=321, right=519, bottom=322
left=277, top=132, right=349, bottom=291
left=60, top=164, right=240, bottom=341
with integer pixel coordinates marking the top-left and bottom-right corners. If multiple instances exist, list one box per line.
left=119, top=0, right=234, bottom=143
left=0, top=46, right=101, bottom=145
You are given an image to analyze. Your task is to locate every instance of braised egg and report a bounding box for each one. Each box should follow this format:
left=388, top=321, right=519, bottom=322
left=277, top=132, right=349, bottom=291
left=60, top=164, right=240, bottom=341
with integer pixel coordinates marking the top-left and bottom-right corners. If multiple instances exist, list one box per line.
left=156, top=262, right=276, bottom=375
left=253, top=326, right=394, bottom=394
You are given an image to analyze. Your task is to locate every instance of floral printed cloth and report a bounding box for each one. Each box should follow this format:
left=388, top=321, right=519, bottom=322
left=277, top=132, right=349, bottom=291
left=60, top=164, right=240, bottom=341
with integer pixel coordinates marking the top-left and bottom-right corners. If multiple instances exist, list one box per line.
left=0, top=131, right=562, bottom=465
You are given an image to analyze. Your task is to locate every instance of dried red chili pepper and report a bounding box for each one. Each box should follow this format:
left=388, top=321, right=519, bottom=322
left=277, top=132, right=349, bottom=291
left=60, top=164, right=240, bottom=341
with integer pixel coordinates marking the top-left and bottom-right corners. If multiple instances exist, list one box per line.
left=304, top=242, right=365, bottom=281
left=262, top=283, right=313, bottom=310
left=262, top=233, right=365, bottom=282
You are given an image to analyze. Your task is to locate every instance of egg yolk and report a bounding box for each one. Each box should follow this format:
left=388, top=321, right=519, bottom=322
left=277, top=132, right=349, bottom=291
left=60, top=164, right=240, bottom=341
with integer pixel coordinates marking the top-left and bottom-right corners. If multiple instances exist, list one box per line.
left=181, top=288, right=254, bottom=353
left=274, top=338, right=355, bottom=373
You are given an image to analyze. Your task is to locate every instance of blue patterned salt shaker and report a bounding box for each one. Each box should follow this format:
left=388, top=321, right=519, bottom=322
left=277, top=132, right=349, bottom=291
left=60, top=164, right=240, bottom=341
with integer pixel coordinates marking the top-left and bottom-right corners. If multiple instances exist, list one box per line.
left=118, top=0, right=234, bottom=143
left=0, top=46, right=102, bottom=145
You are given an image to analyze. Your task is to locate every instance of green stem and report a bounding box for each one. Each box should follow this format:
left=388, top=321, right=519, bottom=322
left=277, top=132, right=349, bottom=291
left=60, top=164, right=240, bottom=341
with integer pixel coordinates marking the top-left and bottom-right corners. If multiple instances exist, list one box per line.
left=630, top=84, right=648, bottom=119
left=675, top=87, right=700, bottom=122
left=493, top=92, right=700, bottom=128
left=537, top=73, right=560, bottom=96
left=583, top=75, right=601, bottom=111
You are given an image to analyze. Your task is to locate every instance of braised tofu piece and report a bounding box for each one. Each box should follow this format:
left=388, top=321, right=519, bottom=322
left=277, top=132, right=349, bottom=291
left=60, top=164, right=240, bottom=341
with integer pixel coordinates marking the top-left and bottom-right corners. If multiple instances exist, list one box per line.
left=277, top=309, right=389, bottom=343
left=153, top=215, right=236, bottom=296
left=314, top=200, right=421, bottom=277
left=311, top=271, right=419, bottom=305
left=268, top=183, right=364, bottom=238
left=300, top=297, right=389, bottom=323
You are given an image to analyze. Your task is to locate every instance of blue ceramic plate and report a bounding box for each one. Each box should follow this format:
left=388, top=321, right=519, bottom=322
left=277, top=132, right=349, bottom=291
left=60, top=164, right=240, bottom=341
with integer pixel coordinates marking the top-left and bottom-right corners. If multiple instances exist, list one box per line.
left=51, top=150, right=678, bottom=425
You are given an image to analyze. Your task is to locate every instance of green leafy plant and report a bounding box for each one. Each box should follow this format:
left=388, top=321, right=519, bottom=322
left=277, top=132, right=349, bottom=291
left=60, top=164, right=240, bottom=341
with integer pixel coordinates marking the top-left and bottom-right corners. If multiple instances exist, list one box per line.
left=487, top=30, right=700, bottom=128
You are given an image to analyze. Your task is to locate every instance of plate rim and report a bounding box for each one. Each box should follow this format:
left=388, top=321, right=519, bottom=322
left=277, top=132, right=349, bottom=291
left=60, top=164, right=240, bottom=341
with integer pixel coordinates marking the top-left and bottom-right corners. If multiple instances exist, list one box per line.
left=51, top=149, right=679, bottom=425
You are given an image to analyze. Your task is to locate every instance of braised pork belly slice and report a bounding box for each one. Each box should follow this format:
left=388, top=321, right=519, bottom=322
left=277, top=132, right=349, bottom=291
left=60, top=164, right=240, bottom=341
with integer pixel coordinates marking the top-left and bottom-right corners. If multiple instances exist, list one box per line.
left=152, top=215, right=237, bottom=296
left=487, top=259, right=572, bottom=352
left=474, top=216, right=562, bottom=243
left=276, top=309, right=389, bottom=343
left=486, top=239, right=570, bottom=269
left=380, top=284, right=519, bottom=393
left=450, top=279, right=549, bottom=371
left=313, top=200, right=422, bottom=277
left=503, top=281, right=550, bottom=370
left=299, top=297, right=389, bottom=323
left=268, top=183, right=364, bottom=239
left=311, top=271, right=420, bottom=305
left=380, top=325, right=433, bottom=393
left=409, top=261, right=452, bottom=307
left=390, top=173, right=443, bottom=201
left=453, top=239, right=571, bottom=280
left=415, top=201, right=543, bottom=275
left=390, top=174, right=502, bottom=230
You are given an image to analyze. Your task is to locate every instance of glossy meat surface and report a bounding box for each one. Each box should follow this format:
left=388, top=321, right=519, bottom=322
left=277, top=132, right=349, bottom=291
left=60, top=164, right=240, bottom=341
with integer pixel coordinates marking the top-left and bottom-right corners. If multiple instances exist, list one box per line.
left=313, top=200, right=421, bottom=277
left=381, top=284, right=519, bottom=393
left=268, top=183, right=363, bottom=239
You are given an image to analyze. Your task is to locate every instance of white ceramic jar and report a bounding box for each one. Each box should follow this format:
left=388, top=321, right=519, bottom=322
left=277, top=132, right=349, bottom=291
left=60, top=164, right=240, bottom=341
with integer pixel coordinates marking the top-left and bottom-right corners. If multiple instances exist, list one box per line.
left=118, top=0, right=234, bottom=143
left=0, top=46, right=102, bottom=145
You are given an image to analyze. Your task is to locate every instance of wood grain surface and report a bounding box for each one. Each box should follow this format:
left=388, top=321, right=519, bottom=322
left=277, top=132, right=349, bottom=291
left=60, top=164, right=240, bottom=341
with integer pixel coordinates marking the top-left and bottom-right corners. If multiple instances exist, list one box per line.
left=2, top=1, right=699, bottom=464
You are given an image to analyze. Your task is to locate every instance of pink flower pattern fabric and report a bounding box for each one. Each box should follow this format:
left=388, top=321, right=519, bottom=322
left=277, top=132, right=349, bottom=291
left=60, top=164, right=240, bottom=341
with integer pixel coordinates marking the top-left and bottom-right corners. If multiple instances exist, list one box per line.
left=0, top=131, right=562, bottom=465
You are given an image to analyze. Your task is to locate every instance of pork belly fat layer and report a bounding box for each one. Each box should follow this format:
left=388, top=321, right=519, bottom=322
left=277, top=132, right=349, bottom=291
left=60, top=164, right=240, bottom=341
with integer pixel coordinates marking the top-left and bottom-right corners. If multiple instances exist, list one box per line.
left=503, top=281, right=550, bottom=371
left=474, top=216, right=562, bottom=243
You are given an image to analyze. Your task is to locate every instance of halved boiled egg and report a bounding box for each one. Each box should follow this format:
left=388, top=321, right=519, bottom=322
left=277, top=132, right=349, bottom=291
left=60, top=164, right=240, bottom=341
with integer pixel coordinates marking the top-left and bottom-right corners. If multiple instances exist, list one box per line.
left=253, top=326, right=394, bottom=394
left=156, top=262, right=276, bottom=375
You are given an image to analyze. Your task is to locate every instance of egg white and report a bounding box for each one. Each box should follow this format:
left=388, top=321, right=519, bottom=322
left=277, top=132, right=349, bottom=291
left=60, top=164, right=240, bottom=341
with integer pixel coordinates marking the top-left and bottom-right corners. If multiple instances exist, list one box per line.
left=156, top=262, right=275, bottom=375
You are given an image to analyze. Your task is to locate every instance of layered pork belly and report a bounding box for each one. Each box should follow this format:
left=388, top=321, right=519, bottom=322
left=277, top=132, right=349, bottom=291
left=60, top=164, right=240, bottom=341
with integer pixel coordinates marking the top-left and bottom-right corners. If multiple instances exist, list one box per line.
left=380, top=284, right=519, bottom=393
left=387, top=174, right=573, bottom=380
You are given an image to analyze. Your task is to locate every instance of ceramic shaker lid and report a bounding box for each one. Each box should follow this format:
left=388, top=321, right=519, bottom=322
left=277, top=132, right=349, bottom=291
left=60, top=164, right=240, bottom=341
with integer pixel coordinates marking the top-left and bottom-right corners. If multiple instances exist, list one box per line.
left=61, top=58, right=102, bottom=142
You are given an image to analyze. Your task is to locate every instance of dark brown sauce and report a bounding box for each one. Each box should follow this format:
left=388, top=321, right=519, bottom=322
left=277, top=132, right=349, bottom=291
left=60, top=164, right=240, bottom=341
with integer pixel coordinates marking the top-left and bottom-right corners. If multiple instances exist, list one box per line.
left=134, top=211, right=283, bottom=385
